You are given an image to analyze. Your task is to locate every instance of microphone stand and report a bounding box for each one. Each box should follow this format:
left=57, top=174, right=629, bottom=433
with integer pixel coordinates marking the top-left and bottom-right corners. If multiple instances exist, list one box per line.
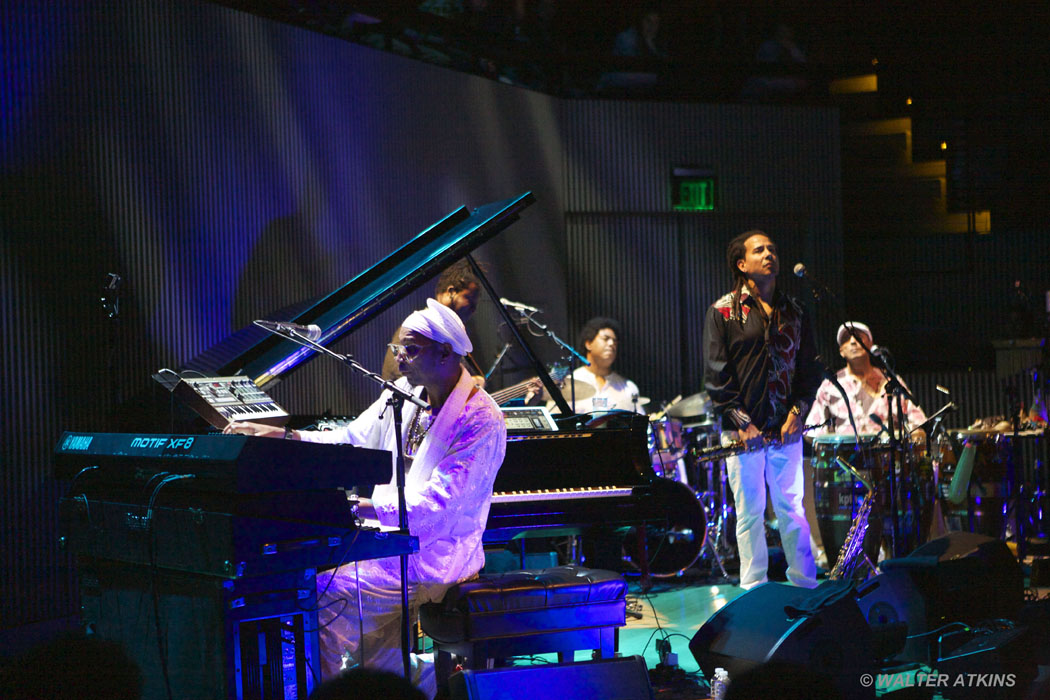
left=253, top=321, right=424, bottom=678
left=512, top=310, right=590, bottom=414
left=876, top=352, right=916, bottom=557
left=799, top=277, right=916, bottom=558
left=819, top=358, right=859, bottom=441
left=485, top=342, right=512, bottom=381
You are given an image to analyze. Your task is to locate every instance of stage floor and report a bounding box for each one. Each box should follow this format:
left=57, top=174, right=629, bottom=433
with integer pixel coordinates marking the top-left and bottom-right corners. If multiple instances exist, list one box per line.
left=485, top=564, right=1050, bottom=700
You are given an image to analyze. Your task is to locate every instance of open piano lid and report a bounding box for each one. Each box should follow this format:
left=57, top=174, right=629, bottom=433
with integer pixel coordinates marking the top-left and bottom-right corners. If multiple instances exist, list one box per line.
left=184, top=192, right=535, bottom=389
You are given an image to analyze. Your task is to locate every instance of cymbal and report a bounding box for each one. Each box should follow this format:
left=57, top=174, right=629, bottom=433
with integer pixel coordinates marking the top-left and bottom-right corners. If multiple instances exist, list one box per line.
left=665, top=391, right=712, bottom=419
left=558, top=380, right=596, bottom=403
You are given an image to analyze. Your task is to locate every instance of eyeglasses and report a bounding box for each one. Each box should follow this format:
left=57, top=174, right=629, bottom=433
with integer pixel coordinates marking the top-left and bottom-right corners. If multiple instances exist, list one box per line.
left=388, top=343, right=426, bottom=360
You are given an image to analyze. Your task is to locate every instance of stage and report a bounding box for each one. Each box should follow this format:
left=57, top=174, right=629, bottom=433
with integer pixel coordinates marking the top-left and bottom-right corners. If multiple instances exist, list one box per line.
left=460, top=555, right=1050, bottom=700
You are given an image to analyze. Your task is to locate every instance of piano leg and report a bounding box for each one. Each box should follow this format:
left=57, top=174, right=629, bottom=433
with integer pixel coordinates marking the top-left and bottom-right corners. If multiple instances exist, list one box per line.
left=633, top=525, right=653, bottom=592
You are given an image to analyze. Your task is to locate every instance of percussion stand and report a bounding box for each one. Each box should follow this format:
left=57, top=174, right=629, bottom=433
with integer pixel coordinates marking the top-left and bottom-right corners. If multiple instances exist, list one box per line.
left=711, top=456, right=735, bottom=565
left=702, top=510, right=731, bottom=580
left=1007, top=387, right=1027, bottom=560
left=897, top=386, right=923, bottom=551
left=882, top=376, right=911, bottom=557
left=688, top=429, right=736, bottom=575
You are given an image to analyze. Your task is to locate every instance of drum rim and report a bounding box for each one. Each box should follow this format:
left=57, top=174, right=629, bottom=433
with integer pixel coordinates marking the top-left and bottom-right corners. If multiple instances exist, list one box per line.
left=812, top=433, right=880, bottom=445
left=949, top=428, right=1007, bottom=438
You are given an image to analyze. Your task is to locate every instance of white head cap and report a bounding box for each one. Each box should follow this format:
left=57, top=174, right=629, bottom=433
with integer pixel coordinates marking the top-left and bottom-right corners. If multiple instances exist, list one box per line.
left=836, top=321, right=872, bottom=346
left=402, top=298, right=473, bottom=355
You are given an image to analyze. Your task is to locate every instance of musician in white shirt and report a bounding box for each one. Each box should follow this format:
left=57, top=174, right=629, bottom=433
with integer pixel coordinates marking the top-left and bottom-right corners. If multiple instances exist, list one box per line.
left=549, top=317, right=645, bottom=415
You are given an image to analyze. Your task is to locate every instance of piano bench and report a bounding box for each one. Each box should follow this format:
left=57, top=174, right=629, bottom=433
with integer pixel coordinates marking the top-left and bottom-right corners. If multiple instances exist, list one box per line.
left=419, top=566, right=627, bottom=690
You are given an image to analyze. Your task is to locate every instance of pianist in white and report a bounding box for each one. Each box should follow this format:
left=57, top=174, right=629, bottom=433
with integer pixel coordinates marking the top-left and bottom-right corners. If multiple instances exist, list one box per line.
left=225, top=299, right=506, bottom=695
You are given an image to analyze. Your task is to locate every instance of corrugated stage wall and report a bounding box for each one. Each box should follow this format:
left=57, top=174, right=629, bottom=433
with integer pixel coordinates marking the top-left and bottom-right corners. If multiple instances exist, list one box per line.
left=1, top=0, right=573, bottom=632
left=0, top=1, right=845, bottom=635
left=560, top=101, right=844, bottom=405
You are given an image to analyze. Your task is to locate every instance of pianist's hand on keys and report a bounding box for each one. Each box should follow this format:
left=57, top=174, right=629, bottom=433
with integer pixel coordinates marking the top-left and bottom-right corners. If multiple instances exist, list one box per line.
left=223, top=421, right=298, bottom=440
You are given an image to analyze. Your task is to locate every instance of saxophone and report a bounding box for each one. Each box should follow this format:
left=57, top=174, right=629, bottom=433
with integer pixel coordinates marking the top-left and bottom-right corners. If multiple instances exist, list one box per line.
left=828, top=457, right=877, bottom=581
left=691, top=421, right=828, bottom=464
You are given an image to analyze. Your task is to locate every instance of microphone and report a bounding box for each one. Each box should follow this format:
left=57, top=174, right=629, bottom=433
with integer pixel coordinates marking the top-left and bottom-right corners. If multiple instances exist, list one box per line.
left=499, top=298, right=543, bottom=313
left=255, top=319, right=322, bottom=341
left=792, top=263, right=835, bottom=301
left=870, top=344, right=894, bottom=369
left=868, top=412, right=891, bottom=439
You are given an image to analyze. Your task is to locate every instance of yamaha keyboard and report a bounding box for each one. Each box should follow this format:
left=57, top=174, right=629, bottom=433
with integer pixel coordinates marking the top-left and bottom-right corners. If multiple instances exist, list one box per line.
left=55, top=431, right=415, bottom=578
left=54, top=431, right=391, bottom=493
left=491, top=486, right=635, bottom=503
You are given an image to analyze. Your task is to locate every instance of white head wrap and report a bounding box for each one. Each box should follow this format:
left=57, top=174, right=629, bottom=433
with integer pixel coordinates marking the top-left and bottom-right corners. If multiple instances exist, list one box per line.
left=402, top=298, right=473, bottom=356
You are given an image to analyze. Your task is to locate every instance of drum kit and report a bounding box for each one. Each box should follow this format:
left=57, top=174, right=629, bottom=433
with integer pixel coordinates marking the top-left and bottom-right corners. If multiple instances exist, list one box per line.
left=631, top=391, right=737, bottom=579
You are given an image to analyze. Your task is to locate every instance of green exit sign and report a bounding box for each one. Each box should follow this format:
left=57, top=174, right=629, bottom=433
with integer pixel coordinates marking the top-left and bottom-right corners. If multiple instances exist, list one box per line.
left=671, top=168, right=716, bottom=211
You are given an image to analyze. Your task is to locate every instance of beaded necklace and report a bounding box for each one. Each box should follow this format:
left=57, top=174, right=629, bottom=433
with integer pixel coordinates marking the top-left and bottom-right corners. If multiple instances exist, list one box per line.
left=404, top=403, right=433, bottom=457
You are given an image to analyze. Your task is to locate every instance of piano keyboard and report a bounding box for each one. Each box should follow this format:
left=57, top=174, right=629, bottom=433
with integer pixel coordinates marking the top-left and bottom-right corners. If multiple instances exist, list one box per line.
left=491, top=487, right=634, bottom=503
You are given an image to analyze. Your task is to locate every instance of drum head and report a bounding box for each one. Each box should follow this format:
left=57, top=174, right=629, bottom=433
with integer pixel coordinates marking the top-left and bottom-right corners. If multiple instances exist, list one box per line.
left=812, top=433, right=880, bottom=447
left=625, top=479, right=707, bottom=578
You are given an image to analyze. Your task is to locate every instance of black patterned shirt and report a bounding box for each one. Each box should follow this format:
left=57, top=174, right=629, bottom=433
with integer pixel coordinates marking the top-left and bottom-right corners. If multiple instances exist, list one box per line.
left=703, top=286, right=821, bottom=432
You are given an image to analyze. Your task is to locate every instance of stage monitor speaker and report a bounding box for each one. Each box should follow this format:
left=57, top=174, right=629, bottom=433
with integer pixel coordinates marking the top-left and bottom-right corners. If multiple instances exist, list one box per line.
left=936, top=625, right=1037, bottom=700
left=688, top=582, right=874, bottom=700
left=448, top=655, right=653, bottom=700
left=855, top=532, right=1024, bottom=665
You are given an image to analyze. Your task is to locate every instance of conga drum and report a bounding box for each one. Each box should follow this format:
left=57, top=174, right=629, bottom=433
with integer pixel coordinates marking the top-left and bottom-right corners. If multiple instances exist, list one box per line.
left=936, top=429, right=1009, bottom=537
left=811, top=435, right=894, bottom=573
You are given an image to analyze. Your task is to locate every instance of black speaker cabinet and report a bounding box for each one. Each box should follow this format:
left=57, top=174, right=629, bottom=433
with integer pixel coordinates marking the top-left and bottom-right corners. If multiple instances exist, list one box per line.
left=937, top=625, right=1037, bottom=700
left=448, top=655, right=653, bottom=700
left=688, top=582, right=874, bottom=700
left=855, top=532, right=1023, bottom=664
left=78, top=558, right=321, bottom=700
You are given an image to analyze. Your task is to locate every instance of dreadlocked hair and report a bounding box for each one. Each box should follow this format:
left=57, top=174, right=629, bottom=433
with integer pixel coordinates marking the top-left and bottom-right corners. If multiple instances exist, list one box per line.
left=725, top=229, right=766, bottom=321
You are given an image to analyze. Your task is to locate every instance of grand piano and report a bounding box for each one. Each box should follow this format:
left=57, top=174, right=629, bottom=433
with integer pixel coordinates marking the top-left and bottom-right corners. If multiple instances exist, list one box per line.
left=57, top=192, right=664, bottom=700
left=172, top=189, right=662, bottom=558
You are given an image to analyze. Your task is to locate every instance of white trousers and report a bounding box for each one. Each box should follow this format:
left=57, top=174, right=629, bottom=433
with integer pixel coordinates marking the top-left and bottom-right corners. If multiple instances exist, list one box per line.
left=726, top=439, right=817, bottom=589
left=316, top=556, right=451, bottom=699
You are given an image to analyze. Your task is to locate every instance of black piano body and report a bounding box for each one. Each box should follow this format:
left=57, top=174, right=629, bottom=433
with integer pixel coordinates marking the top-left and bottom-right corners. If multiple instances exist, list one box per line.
left=487, top=417, right=659, bottom=543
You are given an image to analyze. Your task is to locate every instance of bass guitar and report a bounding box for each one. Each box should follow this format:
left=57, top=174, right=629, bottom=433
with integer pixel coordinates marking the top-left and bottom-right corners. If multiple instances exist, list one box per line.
left=489, top=364, right=569, bottom=406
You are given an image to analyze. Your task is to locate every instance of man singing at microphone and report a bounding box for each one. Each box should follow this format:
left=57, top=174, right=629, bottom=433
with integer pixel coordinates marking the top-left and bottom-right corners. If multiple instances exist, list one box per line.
left=703, top=230, right=821, bottom=589
left=806, top=321, right=926, bottom=436
left=226, top=299, right=506, bottom=695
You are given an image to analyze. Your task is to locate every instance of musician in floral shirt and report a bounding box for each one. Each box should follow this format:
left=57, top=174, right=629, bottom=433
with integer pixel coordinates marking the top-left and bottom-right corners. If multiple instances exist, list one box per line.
left=806, top=321, right=926, bottom=438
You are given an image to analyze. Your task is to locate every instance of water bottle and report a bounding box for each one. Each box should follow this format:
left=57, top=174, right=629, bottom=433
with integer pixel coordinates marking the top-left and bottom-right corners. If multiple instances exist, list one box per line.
left=710, top=667, right=730, bottom=700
